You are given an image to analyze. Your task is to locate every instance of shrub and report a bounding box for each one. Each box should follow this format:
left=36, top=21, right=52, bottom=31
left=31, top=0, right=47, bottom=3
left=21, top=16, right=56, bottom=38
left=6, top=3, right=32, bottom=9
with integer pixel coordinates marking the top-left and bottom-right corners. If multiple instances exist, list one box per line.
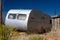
left=3, top=26, right=16, bottom=40
left=29, top=35, right=43, bottom=40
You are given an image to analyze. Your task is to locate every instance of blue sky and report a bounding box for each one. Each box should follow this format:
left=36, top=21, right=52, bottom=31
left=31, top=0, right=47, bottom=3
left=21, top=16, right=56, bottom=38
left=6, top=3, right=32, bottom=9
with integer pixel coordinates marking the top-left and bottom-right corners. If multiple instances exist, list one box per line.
left=2, top=0, right=60, bottom=22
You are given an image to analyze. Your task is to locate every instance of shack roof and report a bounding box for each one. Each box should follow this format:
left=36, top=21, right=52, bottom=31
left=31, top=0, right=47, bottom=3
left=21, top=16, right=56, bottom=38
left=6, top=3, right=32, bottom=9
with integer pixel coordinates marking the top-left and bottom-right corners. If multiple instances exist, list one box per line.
left=52, top=15, right=60, bottom=19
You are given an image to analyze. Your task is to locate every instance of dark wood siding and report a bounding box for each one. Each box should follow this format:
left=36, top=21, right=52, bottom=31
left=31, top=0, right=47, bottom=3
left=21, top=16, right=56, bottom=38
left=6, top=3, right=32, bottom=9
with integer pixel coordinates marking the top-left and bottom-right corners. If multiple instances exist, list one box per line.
left=27, top=10, right=52, bottom=34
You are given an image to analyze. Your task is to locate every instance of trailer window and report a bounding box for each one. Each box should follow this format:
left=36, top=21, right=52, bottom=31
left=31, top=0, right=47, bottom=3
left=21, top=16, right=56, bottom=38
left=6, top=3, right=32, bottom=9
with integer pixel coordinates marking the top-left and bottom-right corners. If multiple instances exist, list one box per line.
left=8, top=14, right=16, bottom=19
left=17, top=14, right=26, bottom=20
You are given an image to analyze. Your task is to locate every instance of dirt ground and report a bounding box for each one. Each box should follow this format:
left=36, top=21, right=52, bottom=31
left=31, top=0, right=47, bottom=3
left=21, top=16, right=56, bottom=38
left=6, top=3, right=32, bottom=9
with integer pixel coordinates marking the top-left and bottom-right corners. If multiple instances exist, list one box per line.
left=8, top=29, right=60, bottom=40
left=3, top=25, right=60, bottom=40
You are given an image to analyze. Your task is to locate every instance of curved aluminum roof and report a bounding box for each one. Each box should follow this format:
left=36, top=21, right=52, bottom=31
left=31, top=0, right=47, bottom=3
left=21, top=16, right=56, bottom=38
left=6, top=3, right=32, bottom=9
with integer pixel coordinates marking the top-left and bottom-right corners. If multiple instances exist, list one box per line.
left=8, top=9, right=32, bottom=14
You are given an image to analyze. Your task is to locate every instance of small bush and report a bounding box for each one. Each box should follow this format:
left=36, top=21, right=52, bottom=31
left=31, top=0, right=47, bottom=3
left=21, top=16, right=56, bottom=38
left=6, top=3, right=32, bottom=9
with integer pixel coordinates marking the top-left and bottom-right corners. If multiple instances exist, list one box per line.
left=29, top=35, right=43, bottom=40
left=3, top=26, right=16, bottom=40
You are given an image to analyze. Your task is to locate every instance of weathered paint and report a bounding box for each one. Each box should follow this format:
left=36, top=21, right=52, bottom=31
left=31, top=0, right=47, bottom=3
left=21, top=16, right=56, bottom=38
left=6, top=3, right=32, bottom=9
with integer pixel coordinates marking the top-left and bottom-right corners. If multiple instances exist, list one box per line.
left=5, top=9, right=32, bottom=30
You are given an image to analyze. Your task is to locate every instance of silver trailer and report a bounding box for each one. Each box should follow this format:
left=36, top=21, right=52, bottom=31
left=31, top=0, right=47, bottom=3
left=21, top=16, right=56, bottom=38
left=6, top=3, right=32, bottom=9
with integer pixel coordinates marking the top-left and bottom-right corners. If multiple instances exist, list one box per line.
left=5, top=9, right=52, bottom=34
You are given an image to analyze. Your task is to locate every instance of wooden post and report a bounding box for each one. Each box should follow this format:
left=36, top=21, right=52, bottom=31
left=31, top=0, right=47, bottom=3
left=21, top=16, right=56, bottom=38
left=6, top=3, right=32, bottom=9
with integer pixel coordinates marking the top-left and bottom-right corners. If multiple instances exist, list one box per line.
left=0, top=0, right=2, bottom=24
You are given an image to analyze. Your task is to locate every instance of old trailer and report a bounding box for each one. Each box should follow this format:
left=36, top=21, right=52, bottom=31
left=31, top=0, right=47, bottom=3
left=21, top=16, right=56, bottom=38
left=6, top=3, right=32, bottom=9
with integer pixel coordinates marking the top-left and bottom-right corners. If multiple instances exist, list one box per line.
left=5, top=9, right=52, bottom=34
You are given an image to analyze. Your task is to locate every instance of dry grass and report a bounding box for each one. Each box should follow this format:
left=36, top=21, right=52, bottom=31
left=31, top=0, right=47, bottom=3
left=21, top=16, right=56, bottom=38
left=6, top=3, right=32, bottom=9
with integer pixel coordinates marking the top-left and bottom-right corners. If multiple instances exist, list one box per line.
left=2, top=25, right=43, bottom=40
left=0, top=24, right=3, bottom=40
left=2, top=25, right=60, bottom=40
left=29, top=35, right=43, bottom=40
left=2, top=26, right=16, bottom=40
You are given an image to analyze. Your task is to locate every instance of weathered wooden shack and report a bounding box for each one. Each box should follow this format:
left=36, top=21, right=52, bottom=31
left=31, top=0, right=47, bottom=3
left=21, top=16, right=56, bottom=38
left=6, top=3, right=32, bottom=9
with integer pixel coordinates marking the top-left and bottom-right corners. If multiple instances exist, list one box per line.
left=52, top=15, right=60, bottom=31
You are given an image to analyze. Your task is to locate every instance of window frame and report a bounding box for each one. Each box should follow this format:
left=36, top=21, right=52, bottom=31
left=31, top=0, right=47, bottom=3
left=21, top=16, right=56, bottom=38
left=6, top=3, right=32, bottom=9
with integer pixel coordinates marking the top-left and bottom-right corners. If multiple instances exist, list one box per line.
left=8, top=14, right=16, bottom=19
left=17, top=14, right=27, bottom=20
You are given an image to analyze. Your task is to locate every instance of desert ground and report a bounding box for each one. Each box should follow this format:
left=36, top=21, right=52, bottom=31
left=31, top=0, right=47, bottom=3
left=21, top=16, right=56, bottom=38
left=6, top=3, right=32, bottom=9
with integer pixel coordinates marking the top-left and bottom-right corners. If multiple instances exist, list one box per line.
left=2, top=25, right=60, bottom=40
